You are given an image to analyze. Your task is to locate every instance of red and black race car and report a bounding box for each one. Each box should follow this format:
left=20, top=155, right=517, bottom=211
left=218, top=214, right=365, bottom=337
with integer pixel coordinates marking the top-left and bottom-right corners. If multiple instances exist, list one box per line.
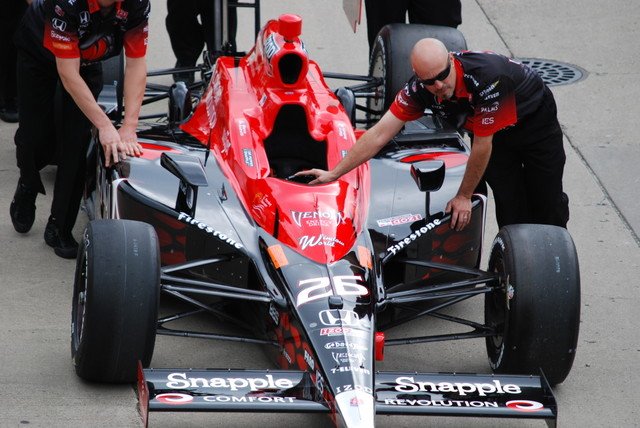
left=71, top=9, right=580, bottom=428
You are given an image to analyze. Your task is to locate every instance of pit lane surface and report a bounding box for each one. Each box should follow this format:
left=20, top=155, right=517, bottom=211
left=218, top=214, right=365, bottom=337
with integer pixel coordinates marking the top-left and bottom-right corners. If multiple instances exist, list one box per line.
left=1, top=1, right=639, bottom=427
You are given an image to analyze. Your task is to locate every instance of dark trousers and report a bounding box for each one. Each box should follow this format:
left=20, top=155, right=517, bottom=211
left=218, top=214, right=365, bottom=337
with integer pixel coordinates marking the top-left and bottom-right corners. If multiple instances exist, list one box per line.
left=484, top=87, right=569, bottom=229
left=166, top=0, right=238, bottom=66
left=364, top=0, right=462, bottom=50
left=0, top=0, right=27, bottom=106
left=14, top=50, right=102, bottom=234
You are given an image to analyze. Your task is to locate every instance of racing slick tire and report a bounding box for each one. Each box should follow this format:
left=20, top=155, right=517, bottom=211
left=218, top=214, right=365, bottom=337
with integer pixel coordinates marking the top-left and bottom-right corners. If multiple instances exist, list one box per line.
left=71, top=219, right=160, bottom=383
left=368, top=24, right=467, bottom=122
left=485, top=224, right=580, bottom=386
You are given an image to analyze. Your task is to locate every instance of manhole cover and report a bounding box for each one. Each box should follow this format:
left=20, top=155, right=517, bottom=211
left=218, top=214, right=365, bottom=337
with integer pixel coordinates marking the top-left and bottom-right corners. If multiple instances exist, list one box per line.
left=516, top=58, right=586, bottom=86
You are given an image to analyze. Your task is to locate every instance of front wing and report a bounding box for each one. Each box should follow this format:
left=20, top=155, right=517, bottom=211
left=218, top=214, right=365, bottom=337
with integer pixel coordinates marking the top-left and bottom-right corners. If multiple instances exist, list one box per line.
left=138, top=366, right=557, bottom=427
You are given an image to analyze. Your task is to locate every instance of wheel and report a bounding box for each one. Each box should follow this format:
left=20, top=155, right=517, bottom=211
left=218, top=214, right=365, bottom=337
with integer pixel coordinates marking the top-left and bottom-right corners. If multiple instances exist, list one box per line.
left=71, top=220, right=160, bottom=383
left=368, top=24, right=467, bottom=122
left=485, top=224, right=580, bottom=386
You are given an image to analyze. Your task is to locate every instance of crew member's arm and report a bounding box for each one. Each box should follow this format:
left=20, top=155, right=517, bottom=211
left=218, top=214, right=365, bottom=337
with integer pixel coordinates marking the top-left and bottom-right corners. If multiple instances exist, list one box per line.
left=117, top=56, right=146, bottom=151
left=446, top=134, right=492, bottom=231
left=55, top=57, right=138, bottom=167
left=300, top=110, right=406, bottom=184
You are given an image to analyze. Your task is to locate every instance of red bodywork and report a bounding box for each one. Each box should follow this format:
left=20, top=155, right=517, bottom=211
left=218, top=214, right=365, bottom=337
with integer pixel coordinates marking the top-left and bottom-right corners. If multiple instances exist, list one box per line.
left=181, top=15, right=369, bottom=264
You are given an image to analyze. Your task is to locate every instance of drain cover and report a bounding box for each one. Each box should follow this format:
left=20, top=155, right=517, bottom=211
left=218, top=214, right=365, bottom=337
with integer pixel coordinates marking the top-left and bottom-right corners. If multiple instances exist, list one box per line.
left=517, top=58, right=586, bottom=86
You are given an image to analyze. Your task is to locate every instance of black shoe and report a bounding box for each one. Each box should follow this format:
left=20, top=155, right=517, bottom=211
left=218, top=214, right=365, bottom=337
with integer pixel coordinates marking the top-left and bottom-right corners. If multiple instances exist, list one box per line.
left=44, top=218, right=78, bottom=259
left=10, top=181, right=37, bottom=233
left=0, top=99, right=19, bottom=123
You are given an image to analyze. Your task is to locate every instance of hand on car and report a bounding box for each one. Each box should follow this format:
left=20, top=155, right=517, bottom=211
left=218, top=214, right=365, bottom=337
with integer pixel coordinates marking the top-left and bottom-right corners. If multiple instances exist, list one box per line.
left=294, top=169, right=336, bottom=185
left=99, top=124, right=143, bottom=167
left=446, top=194, right=472, bottom=231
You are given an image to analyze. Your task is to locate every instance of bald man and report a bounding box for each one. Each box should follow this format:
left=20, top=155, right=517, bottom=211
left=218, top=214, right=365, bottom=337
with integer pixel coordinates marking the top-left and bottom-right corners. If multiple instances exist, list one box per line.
left=300, top=38, right=569, bottom=231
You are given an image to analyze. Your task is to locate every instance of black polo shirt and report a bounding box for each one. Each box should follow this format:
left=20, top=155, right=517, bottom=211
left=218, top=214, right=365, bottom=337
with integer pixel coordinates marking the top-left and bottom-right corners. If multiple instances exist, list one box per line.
left=390, top=51, right=545, bottom=137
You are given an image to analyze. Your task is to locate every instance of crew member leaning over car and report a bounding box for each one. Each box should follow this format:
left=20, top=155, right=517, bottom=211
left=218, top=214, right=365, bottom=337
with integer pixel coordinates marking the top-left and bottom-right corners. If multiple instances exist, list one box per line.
left=299, top=38, right=569, bottom=231
left=10, top=0, right=149, bottom=259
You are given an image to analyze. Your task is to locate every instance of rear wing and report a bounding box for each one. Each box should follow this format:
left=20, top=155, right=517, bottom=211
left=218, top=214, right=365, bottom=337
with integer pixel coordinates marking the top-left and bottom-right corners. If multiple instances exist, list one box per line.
left=138, top=365, right=557, bottom=427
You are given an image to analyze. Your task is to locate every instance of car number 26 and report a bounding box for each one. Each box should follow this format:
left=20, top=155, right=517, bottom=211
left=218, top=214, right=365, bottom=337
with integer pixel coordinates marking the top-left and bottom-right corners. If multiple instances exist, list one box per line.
left=296, top=275, right=368, bottom=307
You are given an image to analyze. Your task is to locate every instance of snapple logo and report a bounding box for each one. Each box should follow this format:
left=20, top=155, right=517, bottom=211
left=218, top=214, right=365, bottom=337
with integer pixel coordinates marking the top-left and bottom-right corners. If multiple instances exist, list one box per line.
left=166, top=373, right=295, bottom=391
left=393, top=376, right=522, bottom=396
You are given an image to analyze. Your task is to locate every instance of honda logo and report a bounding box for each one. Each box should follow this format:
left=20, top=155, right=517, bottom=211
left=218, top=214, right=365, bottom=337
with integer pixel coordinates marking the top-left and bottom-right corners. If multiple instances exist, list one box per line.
left=52, top=18, right=67, bottom=32
left=318, top=310, right=369, bottom=327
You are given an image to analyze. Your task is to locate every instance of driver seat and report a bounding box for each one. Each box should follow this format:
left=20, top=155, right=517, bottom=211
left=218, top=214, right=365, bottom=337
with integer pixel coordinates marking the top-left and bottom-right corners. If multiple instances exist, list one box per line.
left=264, top=105, right=327, bottom=178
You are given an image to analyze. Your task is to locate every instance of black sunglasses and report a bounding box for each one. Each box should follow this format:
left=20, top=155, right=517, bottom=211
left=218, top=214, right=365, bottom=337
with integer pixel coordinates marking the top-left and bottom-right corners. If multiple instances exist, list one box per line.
left=416, top=59, right=451, bottom=86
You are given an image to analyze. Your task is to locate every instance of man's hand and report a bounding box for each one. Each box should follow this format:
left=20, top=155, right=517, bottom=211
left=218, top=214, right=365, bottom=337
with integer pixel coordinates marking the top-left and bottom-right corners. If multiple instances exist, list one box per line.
left=118, top=124, right=144, bottom=157
left=294, top=169, right=336, bottom=185
left=446, top=194, right=472, bottom=231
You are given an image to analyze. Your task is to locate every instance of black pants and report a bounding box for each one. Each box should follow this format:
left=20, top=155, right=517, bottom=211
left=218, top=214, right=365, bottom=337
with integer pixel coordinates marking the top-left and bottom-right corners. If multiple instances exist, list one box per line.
left=0, top=0, right=27, bottom=106
left=364, top=0, right=462, bottom=51
left=14, top=50, right=102, bottom=234
left=484, top=87, right=569, bottom=229
left=166, top=0, right=238, bottom=66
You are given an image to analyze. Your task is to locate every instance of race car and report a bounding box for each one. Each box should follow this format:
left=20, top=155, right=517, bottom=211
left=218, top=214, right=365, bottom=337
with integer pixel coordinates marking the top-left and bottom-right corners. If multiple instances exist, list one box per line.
left=71, top=10, right=580, bottom=428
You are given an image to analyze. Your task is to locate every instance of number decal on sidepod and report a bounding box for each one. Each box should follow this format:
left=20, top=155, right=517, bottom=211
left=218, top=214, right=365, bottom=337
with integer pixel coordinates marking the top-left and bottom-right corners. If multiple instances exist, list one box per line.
left=296, top=275, right=368, bottom=307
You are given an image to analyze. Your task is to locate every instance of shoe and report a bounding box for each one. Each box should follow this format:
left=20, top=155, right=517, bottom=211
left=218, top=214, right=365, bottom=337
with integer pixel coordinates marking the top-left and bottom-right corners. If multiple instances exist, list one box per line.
left=173, top=61, right=195, bottom=85
left=10, top=181, right=37, bottom=233
left=0, top=99, right=19, bottom=123
left=44, top=217, right=79, bottom=259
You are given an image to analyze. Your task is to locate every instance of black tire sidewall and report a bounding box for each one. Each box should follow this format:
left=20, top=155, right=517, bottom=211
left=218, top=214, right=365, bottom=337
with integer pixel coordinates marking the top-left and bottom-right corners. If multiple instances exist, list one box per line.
left=71, top=220, right=160, bottom=383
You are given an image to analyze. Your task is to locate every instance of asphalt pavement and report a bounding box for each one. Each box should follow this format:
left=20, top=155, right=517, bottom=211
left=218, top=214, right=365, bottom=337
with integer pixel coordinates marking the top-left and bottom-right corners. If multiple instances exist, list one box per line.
left=1, top=0, right=638, bottom=427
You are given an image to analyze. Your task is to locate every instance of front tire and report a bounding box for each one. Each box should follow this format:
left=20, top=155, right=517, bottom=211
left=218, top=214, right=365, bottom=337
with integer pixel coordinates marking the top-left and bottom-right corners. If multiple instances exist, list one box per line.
left=71, top=220, right=160, bottom=383
left=485, top=224, right=580, bottom=386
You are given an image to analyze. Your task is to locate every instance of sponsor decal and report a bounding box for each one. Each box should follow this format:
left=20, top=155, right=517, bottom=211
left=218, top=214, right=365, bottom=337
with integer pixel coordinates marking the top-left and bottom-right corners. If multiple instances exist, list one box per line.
left=79, top=11, right=89, bottom=26
left=318, top=309, right=369, bottom=328
left=320, top=327, right=368, bottom=339
left=386, top=219, right=442, bottom=255
left=165, top=372, right=295, bottom=391
left=281, top=348, right=292, bottom=364
left=116, top=9, right=128, bottom=21
left=252, top=193, right=273, bottom=216
left=341, top=150, right=348, bottom=159
left=264, top=34, right=279, bottom=61
left=331, top=351, right=365, bottom=366
left=464, top=73, right=480, bottom=87
left=54, top=5, right=64, bottom=16
left=484, top=91, right=500, bottom=100
left=177, top=213, right=244, bottom=249
left=506, top=400, right=544, bottom=412
left=68, top=0, right=76, bottom=5
left=377, top=213, right=423, bottom=228
left=238, top=119, right=248, bottom=136
left=315, top=371, right=325, bottom=395
left=337, top=122, right=348, bottom=139
left=384, top=398, right=499, bottom=408
left=52, top=41, right=73, bottom=50
left=350, top=397, right=365, bottom=406
left=330, top=366, right=370, bottom=375
left=52, top=18, right=67, bottom=32
left=480, top=102, right=500, bottom=113
left=299, top=234, right=344, bottom=250
left=291, top=210, right=346, bottom=227
left=336, top=384, right=372, bottom=394
left=296, top=275, right=368, bottom=307
left=242, top=148, right=254, bottom=167
left=393, top=376, right=522, bottom=396
left=268, top=303, right=279, bottom=325
left=203, top=396, right=295, bottom=403
left=50, top=31, right=71, bottom=42
left=156, top=393, right=193, bottom=405
left=479, top=80, right=500, bottom=97
left=481, top=117, right=495, bottom=125
left=303, top=349, right=315, bottom=371
left=324, top=341, right=368, bottom=351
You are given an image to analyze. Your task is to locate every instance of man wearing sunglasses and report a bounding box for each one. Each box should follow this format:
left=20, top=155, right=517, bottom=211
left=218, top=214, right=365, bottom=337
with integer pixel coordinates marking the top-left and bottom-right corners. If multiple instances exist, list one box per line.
left=300, top=38, right=569, bottom=232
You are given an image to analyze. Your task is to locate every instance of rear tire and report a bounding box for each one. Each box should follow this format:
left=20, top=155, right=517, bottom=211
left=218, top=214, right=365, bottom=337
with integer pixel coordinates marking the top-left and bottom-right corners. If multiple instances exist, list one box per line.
left=71, top=220, right=160, bottom=383
left=485, top=224, right=580, bottom=385
left=368, top=24, right=467, bottom=122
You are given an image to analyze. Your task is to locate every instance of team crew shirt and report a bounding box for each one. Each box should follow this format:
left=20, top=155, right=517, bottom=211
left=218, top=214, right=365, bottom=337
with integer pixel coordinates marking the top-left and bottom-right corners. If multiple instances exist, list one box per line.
left=15, top=0, right=149, bottom=65
left=390, top=51, right=545, bottom=137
